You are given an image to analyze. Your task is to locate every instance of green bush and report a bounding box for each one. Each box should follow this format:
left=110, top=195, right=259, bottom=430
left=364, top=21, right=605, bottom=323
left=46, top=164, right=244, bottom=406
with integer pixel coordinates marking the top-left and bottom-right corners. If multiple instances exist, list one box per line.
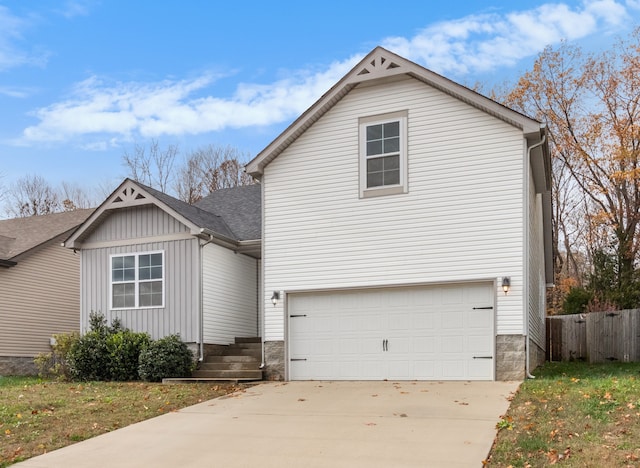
left=68, top=312, right=149, bottom=381
left=562, top=287, right=593, bottom=315
left=68, top=328, right=111, bottom=381
left=138, top=334, right=194, bottom=382
left=106, top=330, right=151, bottom=381
left=34, top=331, right=80, bottom=380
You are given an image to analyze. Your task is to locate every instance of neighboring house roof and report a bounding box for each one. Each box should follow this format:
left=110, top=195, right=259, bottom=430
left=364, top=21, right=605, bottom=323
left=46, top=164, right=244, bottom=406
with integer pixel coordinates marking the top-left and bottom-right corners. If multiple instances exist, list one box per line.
left=0, top=209, right=94, bottom=267
left=64, top=179, right=261, bottom=255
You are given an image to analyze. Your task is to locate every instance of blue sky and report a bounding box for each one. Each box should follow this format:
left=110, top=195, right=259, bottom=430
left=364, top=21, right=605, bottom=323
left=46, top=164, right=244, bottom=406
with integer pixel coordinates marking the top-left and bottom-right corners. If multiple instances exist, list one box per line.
left=1, top=0, right=639, bottom=208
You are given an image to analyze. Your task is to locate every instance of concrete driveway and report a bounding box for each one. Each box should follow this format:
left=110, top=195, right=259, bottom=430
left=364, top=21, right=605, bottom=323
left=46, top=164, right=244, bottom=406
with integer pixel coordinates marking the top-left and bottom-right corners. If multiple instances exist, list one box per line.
left=15, top=380, right=519, bottom=468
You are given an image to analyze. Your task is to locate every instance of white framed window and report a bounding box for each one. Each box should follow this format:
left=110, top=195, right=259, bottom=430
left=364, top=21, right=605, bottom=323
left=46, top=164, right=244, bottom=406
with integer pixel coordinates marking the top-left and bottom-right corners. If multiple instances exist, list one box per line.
left=110, top=251, right=164, bottom=310
left=359, top=110, right=408, bottom=198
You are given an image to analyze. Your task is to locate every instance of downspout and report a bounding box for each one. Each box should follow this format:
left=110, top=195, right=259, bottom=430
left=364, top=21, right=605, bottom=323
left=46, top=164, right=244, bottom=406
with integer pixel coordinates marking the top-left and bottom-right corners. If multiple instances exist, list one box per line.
left=524, top=131, right=547, bottom=379
left=259, top=177, right=266, bottom=370
left=198, top=233, right=215, bottom=362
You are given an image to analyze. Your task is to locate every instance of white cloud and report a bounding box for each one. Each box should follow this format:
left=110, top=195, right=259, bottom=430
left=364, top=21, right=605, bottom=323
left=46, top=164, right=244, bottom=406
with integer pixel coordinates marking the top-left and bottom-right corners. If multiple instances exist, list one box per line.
left=0, top=85, right=32, bottom=98
left=20, top=57, right=360, bottom=144
left=382, top=0, right=629, bottom=75
left=0, top=6, right=32, bottom=71
left=17, top=1, right=637, bottom=146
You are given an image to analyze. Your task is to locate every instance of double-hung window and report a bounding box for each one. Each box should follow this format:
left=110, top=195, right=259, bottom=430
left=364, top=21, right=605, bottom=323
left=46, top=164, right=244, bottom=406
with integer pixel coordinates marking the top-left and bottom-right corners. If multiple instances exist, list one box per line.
left=360, top=111, right=408, bottom=197
left=111, top=251, right=164, bottom=309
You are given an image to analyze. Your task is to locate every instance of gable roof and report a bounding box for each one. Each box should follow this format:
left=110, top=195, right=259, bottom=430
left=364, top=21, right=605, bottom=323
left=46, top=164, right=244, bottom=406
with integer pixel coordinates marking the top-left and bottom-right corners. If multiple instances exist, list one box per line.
left=0, top=209, right=94, bottom=266
left=65, top=179, right=261, bottom=254
left=246, top=46, right=545, bottom=177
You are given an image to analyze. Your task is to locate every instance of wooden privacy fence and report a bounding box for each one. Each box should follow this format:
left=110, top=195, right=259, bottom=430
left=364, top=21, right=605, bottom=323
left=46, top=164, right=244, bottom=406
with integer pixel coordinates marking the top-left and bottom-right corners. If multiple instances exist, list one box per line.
left=546, top=309, right=640, bottom=363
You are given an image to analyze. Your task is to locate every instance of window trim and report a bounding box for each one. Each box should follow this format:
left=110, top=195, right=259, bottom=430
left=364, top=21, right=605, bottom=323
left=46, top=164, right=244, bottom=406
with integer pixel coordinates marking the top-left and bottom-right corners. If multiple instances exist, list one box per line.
left=109, top=250, right=165, bottom=310
left=359, top=110, right=408, bottom=198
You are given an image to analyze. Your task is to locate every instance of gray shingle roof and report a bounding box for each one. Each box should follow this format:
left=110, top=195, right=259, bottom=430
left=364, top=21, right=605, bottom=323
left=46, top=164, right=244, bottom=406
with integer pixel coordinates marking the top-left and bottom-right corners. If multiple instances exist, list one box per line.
left=195, top=184, right=261, bottom=241
left=0, top=209, right=94, bottom=261
left=134, top=181, right=239, bottom=240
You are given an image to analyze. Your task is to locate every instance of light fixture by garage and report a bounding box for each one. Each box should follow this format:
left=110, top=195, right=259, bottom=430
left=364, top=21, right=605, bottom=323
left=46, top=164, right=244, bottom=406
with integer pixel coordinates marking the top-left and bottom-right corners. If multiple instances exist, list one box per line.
left=271, top=291, right=280, bottom=306
left=501, top=277, right=511, bottom=295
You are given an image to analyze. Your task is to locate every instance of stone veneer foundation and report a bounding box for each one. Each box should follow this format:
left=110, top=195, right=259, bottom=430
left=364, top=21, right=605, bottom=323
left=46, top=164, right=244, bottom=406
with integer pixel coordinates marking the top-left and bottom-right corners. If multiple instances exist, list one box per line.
left=264, top=341, right=285, bottom=380
left=0, top=357, right=38, bottom=376
left=496, top=334, right=545, bottom=381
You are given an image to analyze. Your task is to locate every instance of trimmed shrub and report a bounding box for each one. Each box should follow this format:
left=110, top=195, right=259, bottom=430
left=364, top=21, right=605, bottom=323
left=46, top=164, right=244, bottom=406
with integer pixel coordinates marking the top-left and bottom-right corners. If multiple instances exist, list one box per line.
left=68, top=311, right=148, bottom=381
left=138, top=334, right=194, bottom=382
left=107, top=330, right=151, bottom=381
left=68, top=327, right=111, bottom=381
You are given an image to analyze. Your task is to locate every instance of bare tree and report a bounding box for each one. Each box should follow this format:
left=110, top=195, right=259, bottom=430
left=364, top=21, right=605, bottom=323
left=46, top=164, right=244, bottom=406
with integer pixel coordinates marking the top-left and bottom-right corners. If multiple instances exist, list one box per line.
left=122, top=140, right=178, bottom=192
left=503, top=30, right=640, bottom=309
left=6, top=175, right=61, bottom=217
left=200, top=145, right=254, bottom=192
left=174, top=152, right=206, bottom=204
left=173, top=144, right=254, bottom=204
left=60, top=182, right=97, bottom=211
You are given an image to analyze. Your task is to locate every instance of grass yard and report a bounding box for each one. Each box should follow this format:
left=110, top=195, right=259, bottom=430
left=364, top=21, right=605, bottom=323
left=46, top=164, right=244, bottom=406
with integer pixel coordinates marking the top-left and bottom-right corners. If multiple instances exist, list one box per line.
left=488, top=361, right=640, bottom=467
left=0, top=377, right=244, bottom=467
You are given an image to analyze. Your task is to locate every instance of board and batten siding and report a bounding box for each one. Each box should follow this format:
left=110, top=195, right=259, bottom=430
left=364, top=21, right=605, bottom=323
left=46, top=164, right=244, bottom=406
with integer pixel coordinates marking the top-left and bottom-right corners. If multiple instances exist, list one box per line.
left=80, top=206, right=200, bottom=342
left=84, top=205, right=189, bottom=242
left=0, top=240, right=80, bottom=357
left=202, top=243, right=258, bottom=344
left=527, top=170, right=546, bottom=348
left=263, top=76, right=527, bottom=341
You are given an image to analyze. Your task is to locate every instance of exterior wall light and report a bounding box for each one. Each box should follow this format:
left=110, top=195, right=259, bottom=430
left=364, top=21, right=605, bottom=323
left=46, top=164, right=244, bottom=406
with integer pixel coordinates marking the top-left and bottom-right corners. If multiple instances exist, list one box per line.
left=502, top=277, right=511, bottom=295
left=271, top=291, right=280, bottom=306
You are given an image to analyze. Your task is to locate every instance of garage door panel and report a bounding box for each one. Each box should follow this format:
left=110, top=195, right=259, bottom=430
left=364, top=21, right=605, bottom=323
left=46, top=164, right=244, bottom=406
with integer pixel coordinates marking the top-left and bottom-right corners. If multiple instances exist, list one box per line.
left=442, top=311, right=464, bottom=329
left=288, top=283, right=494, bottom=381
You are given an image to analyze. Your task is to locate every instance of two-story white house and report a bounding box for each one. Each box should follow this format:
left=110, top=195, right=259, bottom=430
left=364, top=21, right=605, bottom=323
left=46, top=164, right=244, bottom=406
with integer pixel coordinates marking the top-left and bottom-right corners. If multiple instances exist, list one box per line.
left=246, top=46, right=552, bottom=381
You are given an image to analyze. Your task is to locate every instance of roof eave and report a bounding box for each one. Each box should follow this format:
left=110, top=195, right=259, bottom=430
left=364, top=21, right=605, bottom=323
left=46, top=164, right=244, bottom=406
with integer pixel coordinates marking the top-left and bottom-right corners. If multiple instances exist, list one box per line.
left=246, top=46, right=543, bottom=176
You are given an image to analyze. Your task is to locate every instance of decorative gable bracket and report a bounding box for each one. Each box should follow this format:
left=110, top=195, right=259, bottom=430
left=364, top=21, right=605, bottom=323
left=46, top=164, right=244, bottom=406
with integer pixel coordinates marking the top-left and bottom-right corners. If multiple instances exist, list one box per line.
left=110, top=185, right=149, bottom=208
left=351, top=52, right=405, bottom=83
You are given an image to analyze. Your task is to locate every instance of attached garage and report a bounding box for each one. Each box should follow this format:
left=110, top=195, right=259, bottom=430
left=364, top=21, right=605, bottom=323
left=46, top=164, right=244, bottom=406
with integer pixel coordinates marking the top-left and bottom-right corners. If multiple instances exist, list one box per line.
left=288, top=283, right=495, bottom=381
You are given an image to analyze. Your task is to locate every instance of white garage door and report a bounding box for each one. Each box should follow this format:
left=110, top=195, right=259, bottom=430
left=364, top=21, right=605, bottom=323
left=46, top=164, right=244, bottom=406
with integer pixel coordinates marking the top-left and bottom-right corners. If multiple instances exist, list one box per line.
left=288, top=283, right=494, bottom=380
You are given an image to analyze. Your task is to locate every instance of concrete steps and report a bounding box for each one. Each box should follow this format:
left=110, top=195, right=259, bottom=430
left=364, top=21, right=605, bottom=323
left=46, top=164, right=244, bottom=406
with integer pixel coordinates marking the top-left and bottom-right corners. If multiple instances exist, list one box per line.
left=189, top=337, right=263, bottom=382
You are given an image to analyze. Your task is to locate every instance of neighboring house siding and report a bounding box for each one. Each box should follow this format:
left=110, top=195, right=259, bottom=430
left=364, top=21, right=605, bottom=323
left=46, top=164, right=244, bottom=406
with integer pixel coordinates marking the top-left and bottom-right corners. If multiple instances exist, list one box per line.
left=263, top=76, right=526, bottom=341
left=202, top=243, right=258, bottom=344
left=80, top=206, right=200, bottom=342
left=0, top=242, right=79, bottom=357
left=528, top=171, right=545, bottom=348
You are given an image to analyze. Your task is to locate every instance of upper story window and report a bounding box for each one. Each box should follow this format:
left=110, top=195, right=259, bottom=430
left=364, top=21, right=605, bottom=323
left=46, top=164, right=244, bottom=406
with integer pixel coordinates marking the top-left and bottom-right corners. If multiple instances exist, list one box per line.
left=111, top=251, right=164, bottom=310
left=360, top=111, right=408, bottom=198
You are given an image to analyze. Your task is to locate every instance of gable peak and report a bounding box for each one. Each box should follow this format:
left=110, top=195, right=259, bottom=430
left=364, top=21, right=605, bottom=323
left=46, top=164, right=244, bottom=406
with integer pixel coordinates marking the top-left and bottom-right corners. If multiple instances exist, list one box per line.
left=354, top=49, right=404, bottom=80
left=109, top=181, right=149, bottom=207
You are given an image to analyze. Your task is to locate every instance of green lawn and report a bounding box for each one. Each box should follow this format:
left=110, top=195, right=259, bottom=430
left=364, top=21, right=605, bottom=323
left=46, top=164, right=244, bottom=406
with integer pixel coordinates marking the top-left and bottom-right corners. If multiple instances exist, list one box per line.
left=0, top=377, right=243, bottom=467
left=488, top=361, right=640, bottom=467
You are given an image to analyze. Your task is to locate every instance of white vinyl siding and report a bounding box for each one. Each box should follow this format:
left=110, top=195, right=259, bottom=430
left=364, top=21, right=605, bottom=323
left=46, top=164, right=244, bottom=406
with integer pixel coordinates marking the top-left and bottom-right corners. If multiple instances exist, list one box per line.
left=202, top=242, right=258, bottom=344
left=528, top=170, right=546, bottom=348
left=263, top=76, right=525, bottom=341
left=0, top=241, right=80, bottom=357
